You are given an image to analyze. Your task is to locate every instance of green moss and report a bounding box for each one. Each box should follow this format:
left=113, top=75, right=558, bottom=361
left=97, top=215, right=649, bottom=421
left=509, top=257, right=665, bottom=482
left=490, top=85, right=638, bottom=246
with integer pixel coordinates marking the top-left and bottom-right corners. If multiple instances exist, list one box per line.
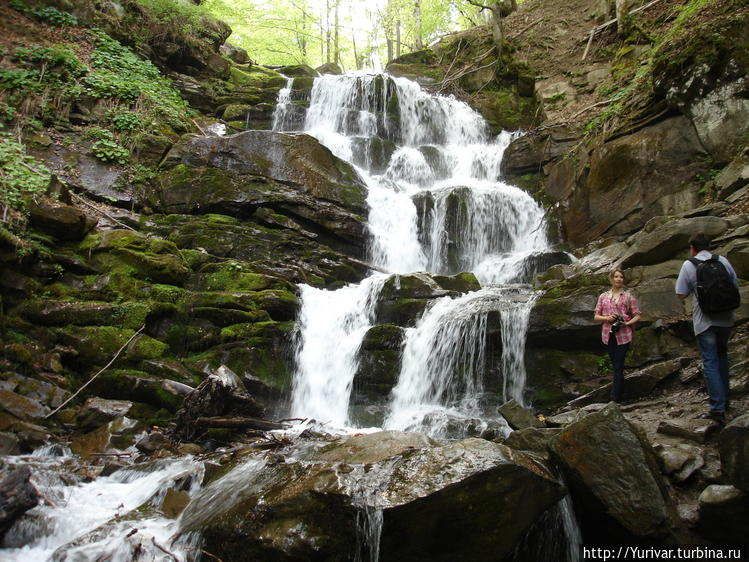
left=228, top=66, right=286, bottom=89
left=200, top=263, right=287, bottom=292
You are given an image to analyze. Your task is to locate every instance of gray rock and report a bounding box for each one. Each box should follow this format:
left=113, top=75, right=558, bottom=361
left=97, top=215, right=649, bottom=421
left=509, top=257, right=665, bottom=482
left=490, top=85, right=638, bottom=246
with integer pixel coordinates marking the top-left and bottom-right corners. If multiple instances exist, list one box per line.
left=656, top=418, right=719, bottom=444
left=719, top=413, right=749, bottom=492
left=0, top=432, right=21, bottom=455
left=654, top=443, right=705, bottom=483
left=178, top=432, right=565, bottom=561
left=619, top=216, right=728, bottom=268
left=77, top=398, right=134, bottom=430
left=135, top=430, right=170, bottom=454
left=28, top=201, right=97, bottom=241
left=697, top=484, right=749, bottom=543
left=498, top=399, right=545, bottom=430
left=568, top=359, right=681, bottom=408
left=503, top=427, right=562, bottom=453
left=0, top=390, right=49, bottom=420
left=549, top=404, right=677, bottom=542
left=219, top=42, right=250, bottom=64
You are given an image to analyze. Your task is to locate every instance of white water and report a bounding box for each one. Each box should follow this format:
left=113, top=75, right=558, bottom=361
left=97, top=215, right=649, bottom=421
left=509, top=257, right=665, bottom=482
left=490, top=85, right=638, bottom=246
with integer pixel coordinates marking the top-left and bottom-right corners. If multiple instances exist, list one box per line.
left=3, top=451, right=203, bottom=561
left=290, top=274, right=388, bottom=427
left=271, top=76, right=296, bottom=131
left=287, top=72, right=549, bottom=432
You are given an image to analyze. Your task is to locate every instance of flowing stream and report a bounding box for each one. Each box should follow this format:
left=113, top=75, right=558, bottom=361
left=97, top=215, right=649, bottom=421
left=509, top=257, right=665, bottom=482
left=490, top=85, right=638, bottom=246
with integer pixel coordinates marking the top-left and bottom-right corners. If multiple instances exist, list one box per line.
left=286, top=73, right=548, bottom=433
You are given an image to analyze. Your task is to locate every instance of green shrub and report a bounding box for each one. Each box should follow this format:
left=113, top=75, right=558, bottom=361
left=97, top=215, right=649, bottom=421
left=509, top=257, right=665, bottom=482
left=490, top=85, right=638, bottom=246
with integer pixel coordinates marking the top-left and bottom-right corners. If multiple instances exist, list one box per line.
left=0, top=133, right=51, bottom=216
left=84, top=31, right=191, bottom=130
left=10, top=1, right=78, bottom=27
left=91, top=138, right=130, bottom=164
left=112, top=112, right=141, bottom=131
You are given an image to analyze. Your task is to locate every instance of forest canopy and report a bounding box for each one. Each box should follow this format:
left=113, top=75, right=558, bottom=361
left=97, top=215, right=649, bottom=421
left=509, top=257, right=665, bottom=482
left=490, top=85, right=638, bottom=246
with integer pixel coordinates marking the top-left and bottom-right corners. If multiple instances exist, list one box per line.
left=204, top=0, right=493, bottom=70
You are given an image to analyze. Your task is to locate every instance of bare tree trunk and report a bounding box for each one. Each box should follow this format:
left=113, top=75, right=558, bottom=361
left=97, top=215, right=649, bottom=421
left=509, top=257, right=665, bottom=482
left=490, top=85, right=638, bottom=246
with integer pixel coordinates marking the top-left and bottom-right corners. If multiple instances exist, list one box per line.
left=396, top=21, right=401, bottom=58
left=387, top=37, right=394, bottom=63
left=615, top=0, right=629, bottom=36
left=325, top=0, right=331, bottom=63
left=334, top=0, right=340, bottom=65
left=414, top=0, right=423, bottom=50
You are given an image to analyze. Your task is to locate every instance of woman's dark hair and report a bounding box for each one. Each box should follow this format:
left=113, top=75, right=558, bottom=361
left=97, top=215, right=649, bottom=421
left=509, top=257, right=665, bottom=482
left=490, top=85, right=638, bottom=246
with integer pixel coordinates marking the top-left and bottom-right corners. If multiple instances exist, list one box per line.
left=688, top=233, right=711, bottom=252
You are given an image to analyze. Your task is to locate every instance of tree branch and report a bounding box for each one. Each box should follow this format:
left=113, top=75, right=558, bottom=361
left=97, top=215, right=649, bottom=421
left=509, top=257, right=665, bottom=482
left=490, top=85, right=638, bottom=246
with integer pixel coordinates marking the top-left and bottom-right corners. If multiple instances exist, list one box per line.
left=46, top=325, right=145, bottom=418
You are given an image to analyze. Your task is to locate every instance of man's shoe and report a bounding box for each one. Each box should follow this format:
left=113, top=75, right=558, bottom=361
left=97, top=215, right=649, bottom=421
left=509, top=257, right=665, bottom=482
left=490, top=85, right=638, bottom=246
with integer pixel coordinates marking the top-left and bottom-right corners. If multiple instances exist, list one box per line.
left=697, top=411, right=726, bottom=424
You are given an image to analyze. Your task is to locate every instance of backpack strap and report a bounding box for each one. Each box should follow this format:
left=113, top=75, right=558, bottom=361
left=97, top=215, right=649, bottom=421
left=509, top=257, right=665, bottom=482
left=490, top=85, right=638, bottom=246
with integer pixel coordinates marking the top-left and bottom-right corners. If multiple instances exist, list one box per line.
left=688, top=257, right=701, bottom=267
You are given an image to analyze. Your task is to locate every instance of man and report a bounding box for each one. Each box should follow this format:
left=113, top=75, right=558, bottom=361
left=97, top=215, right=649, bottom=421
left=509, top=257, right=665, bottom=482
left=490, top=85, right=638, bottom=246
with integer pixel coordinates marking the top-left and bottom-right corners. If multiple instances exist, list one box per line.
left=675, top=233, right=739, bottom=424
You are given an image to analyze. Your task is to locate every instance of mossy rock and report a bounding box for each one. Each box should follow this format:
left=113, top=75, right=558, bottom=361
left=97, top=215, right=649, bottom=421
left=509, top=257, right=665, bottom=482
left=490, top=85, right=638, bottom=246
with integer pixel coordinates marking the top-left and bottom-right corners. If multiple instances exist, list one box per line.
left=277, top=64, right=317, bottom=77
left=197, top=262, right=290, bottom=292
left=194, top=307, right=270, bottom=328
left=219, top=320, right=284, bottom=342
left=376, top=298, right=430, bottom=327
left=229, top=65, right=287, bottom=90
left=55, top=326, right=168, bottom=367
left=354, top=349, right=402, bottom=402
left=89, top=369, right=182, bottom=412
left=432, top=272, right=481, bottom=293
left=380, top=274, right=447, bottom=301
left=222, top=104, right=251, bottom=121
left=361, top=324, right=404, bottom=351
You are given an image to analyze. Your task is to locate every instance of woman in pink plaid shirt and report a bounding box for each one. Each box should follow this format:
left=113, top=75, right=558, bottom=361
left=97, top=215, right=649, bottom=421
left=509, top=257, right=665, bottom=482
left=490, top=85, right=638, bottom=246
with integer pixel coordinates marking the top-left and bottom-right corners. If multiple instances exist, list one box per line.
left=594, top=268, right=641, bottom=402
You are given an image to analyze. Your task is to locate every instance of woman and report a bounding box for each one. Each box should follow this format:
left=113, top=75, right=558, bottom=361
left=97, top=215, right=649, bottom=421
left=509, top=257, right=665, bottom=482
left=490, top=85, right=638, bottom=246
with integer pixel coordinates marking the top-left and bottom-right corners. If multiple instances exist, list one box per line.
left=594, top=268, right=641, bottom=402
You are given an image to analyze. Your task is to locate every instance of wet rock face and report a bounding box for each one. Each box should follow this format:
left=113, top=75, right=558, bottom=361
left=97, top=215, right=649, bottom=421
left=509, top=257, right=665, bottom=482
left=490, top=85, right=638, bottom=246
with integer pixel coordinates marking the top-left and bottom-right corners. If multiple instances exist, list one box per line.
left=156, top=130, right=369, bottom=256
left=178, top=432, right=565, bottom=561
left=28, top=201, right=97, bottom=241
left=719, top=413, right=749, bottom=492
left=549, top=404, right=677, bottom=543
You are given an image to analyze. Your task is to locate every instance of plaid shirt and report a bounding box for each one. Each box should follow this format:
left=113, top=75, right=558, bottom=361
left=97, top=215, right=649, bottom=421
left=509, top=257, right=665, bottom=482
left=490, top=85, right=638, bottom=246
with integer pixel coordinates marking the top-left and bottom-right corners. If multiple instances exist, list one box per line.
left=595, top=290, right=641, bottom=345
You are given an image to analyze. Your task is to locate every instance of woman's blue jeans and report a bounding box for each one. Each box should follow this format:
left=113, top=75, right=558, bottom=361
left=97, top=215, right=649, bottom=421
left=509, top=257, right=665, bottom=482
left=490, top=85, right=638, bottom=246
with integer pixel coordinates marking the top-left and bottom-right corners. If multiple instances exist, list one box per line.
left=696, top=326, right=731, bottom=413
left=607, top=333, right=630, bottom=402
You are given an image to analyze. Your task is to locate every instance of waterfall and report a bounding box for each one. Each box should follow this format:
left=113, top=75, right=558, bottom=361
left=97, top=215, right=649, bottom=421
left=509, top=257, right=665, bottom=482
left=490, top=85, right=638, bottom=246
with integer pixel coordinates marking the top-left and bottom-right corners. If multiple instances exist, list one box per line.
left=290, top=275, right=388, bottom=427
left=384, top=287, right=537, bottom=437
left=284, top=72, right=549, bottom=433
left=271, top=76, right=295, bottom=131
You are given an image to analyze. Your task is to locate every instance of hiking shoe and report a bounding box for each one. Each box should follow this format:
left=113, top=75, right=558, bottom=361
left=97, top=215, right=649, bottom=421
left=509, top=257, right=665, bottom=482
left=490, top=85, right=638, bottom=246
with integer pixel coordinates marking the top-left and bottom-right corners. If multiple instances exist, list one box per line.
left=697, top=411, right=726, bottom=424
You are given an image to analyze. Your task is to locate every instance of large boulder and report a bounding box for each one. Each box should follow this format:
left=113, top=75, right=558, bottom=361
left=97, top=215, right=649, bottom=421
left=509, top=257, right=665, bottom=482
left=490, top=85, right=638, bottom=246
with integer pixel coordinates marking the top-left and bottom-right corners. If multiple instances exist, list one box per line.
left=155, top=131, right=369, bottom=255
left=178, top=432, right=565, bottom=561
left=549, top=404, right=678, bottom=543
left=618, top=216, right=729, bottom=268
left=719, top=413, right=749, bottom=492
left=28, top=200, right=97, bottom=241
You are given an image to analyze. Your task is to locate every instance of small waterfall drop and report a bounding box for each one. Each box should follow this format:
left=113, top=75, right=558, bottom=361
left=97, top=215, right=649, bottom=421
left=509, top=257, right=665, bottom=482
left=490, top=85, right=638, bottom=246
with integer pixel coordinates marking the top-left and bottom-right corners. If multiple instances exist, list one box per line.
left=290, top=274, right=388, bottom=427
left=271, top=76, right=296, bottom=131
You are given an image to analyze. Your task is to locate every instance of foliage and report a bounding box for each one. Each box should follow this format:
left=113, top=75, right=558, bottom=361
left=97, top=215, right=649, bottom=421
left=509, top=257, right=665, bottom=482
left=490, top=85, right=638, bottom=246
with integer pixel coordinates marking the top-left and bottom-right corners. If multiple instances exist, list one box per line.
left=86, top=128, right=130, bottom=164
left=10, top=1, right=78, bottom=27
left=84, top=31, right=191, bottom=131
left=133, top=0, right=207, bottom=37
left=112, top=112, right=141, bottom=131
left=204, top=0, right=485, bottom=69
left=0, top=133, right=51, bottom=218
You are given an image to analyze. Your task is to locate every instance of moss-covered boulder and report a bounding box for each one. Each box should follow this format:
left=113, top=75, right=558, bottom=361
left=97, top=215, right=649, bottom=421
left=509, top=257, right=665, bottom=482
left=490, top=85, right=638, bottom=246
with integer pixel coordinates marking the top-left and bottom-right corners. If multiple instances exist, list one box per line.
left=177, top=433, right=565, bottom=562
left=154, top=131, right=369, bottom=255
left=55, top=326, right=168, bottom=367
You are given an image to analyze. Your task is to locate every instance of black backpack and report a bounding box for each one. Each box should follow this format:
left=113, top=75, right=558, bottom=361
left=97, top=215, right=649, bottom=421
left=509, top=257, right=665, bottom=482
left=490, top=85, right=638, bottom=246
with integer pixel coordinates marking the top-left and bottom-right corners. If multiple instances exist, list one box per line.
left=689, top=255, right=741, bottom=313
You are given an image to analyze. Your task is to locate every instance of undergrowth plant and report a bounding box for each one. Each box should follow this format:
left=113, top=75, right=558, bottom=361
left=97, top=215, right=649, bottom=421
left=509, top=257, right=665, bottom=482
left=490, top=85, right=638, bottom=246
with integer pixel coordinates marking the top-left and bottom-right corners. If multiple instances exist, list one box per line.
left=0, top=133, right=51, bottom=223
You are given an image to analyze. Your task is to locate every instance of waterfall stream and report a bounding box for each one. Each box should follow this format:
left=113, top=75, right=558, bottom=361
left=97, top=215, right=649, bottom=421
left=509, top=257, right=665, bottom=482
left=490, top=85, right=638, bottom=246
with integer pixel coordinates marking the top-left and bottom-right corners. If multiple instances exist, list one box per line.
left=3, top=72, right=581, bottom=561
left=285, top=73, right=549, bottom=433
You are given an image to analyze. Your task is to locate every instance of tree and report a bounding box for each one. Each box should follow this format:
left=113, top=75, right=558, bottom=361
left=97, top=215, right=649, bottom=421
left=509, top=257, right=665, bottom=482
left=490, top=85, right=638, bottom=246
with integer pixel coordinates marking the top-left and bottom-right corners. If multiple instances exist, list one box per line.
left=465, top=0, right=516, bottom=58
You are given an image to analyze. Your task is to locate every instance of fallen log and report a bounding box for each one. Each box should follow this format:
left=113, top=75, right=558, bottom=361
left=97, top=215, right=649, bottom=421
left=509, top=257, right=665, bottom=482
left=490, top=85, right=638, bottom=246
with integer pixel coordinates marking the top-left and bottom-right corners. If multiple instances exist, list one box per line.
left=195, top=416, right=286, bottom=431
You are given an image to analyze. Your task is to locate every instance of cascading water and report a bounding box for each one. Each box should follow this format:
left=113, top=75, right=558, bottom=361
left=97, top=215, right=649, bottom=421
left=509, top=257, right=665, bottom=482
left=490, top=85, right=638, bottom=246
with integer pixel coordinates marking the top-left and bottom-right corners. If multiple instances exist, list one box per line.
left=290, top=274, right=387, bottom=427
left=3, top=450, right=204, bottom=562
left=285, top=72, right=549, bottom=432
